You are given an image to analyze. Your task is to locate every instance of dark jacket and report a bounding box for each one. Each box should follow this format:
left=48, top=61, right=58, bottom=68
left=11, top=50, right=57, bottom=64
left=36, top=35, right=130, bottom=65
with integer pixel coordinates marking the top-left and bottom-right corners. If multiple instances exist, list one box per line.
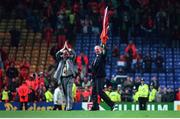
left=91, top=46, right=106, bottom=78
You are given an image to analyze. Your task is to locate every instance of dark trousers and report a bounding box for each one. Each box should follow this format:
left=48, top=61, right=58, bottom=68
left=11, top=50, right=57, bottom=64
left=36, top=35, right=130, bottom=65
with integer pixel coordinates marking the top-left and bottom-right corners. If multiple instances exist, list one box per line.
left=20, top=102, right=28, bottom=110
left=91, top=77, right=114, bottom=110
left=138, top=97, right=148, bottom=110
left=53, top=105, right=62, bottom=110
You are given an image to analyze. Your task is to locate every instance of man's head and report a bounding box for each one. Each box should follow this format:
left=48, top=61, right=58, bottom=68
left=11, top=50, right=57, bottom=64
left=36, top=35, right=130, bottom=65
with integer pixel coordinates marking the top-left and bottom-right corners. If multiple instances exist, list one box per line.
left=141, top=78, right=144, bottom=85
left=94, top=45, right=102, bottom=55
left=62, top=50, right=70, bottom=59
left=132, top=86, right=137, bottom=93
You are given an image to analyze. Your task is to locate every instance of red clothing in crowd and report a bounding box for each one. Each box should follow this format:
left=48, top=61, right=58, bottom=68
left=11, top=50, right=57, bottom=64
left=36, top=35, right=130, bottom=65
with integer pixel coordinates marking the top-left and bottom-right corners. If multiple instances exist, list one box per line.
left=76, top=54, right=89, bottom=71
left=176, top=91, right=180, bottom=100
left=82, top=89, right=90, bottom=101
left=35, top=76, right=45, bottom=90
left=26, top=79, right=36, bottom=93
left=20, top=62, right=30, bottom=81
left=76, top=88, right=82, bottom=102
left=18, top=83, right=29, bottom=102
left=125, top=43, right=137, bottom=59
left=44, top=27, right=53, bottom=45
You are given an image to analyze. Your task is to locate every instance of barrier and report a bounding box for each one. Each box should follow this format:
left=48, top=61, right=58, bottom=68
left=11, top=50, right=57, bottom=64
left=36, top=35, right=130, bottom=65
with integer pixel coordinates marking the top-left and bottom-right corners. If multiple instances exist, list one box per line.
left=0, top=101, right=179, bottom=111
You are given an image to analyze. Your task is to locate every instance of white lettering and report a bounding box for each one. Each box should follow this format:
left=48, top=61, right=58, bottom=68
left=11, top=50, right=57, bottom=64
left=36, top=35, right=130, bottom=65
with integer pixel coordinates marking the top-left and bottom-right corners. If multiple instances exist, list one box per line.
left=158, top=105, right=168, bottom=111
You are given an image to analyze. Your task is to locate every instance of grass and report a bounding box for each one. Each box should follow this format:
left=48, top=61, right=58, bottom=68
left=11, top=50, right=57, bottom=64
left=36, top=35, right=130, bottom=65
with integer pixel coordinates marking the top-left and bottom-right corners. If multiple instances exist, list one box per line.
left=0, top=111, right=180, bottom=118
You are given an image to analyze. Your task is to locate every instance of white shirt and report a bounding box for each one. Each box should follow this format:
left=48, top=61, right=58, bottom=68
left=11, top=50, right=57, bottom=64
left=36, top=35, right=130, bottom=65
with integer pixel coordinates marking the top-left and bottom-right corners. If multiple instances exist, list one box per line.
left=53, top=87, right=66, bottom=105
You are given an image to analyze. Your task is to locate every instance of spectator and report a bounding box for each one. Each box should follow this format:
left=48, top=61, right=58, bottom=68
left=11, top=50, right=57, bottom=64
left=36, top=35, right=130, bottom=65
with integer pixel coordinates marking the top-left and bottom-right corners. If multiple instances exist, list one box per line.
left=150, top=76, right=159, bottom=90
left=134, top=76, right=141, bottom=89
left=26, top=74, right=36, bottom=102
left=123, top=76, right=133, bottom=89
left=20, top=58, right=30, bottom=82
left=53, top=85, right=66, bottom=110
left=134, top=52, right=143, bottom=73
left=166, top=87, right=174, bottom=102
left=103, top=85, right=111, bottom=97
left=36, top=83, right=46, bottom=102
left=143, top=53, right=152, bottom=73
left=72, top=83, right=77, bottom=102
left=125, top=41, right=137, bottom=60
left=122, top=88, right=132, bottom=102
left=76, top=52, right=89, bottom=79
left=82, top=86, right=91, bottom=102
left=9, top=77, right=19, bottom=101
left=74, top=75, right=82, bottom=87
left=9, top=27, right=21, bottom=48
left=6, top=62, right=19, bottom=87
left=82, top=77, right=91, bottom=88
left=132, top=86, right=139, bottom=102
left=75, top=87, right=82, bottom=102
left=161, top=87, right=168, bottom=102
left=176, top=88, right=180, bottom=100
left=124, top=41, right=137, bottom=72
left=35, top=72, right=45, bottom=90
left=1, top=86, right=9, bottom=102
left=17, top=81, right=29, bottom=110
left=117, top=84, right=123, bottom=95
left=45, top=87, right=53, bottom=102
left=109, top=86, right=121, bottom=103
left=81, top=15, right=92, bottom=34
left=155, top=87, right=163, bottom=102
left=149, top=84, right=157, bottom=102
left=155, top=52, right=164, bottom=72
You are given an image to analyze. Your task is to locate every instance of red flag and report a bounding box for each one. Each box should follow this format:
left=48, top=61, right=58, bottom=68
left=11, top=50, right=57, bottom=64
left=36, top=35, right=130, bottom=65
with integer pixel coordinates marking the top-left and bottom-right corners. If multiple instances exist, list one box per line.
left=100, top=7, right=109, bottom=45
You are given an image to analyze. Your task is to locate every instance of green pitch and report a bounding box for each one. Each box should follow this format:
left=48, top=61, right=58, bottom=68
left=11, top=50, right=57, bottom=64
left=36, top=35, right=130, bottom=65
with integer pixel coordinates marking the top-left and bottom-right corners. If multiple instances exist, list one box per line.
left=0, top=111, right=180, bottom=118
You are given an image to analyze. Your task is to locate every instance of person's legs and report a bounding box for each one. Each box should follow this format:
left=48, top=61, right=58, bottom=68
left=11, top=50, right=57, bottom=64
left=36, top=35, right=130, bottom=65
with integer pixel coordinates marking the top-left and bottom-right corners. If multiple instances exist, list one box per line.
left=65, top=78, right=73, bottom=110
left=53, top=105, right=58, bottom=110
left=24, top=102, right=28, bottom=110
left=143, top=97, right=148, bottom=110
left=91, top=78, right=99, bottom=110
left=138, top=97, right=143, bottom=110
left=20, top=102, right=23, bottom=110
left=98, top=78, right=114, bottom=109
left=58, top=105, right=62, bottom=110
left=53, top=105, right=62, bottom=110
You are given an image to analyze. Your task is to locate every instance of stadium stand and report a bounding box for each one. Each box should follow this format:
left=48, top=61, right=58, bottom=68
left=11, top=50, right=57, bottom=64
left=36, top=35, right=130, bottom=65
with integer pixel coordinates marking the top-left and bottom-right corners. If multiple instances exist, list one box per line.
left=0, top=0, right=179, bottom=104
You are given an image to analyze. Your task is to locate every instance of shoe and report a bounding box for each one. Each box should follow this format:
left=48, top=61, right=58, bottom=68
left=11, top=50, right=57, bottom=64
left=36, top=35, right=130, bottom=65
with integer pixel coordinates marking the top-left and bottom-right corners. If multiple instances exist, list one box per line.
left=90, top=106, right=99, bottom=111
left=66, top=109, right=72, bottom=111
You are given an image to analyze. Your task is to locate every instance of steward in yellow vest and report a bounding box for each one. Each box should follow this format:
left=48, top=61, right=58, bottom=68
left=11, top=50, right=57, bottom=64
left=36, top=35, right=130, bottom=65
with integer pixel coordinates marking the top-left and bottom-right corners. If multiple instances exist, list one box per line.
left=138, top=78, right=149, bottom=110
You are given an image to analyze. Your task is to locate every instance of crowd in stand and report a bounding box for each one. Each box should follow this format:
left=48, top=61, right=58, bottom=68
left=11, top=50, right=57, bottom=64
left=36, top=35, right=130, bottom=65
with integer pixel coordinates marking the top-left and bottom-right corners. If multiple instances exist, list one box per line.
left=0, top=0, right=180, bottom=104
left=0, top=0, right=179, bottom=45
left=1, top=41, right=180, bottom=104
left=114, top=41, right=164, bottom=74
